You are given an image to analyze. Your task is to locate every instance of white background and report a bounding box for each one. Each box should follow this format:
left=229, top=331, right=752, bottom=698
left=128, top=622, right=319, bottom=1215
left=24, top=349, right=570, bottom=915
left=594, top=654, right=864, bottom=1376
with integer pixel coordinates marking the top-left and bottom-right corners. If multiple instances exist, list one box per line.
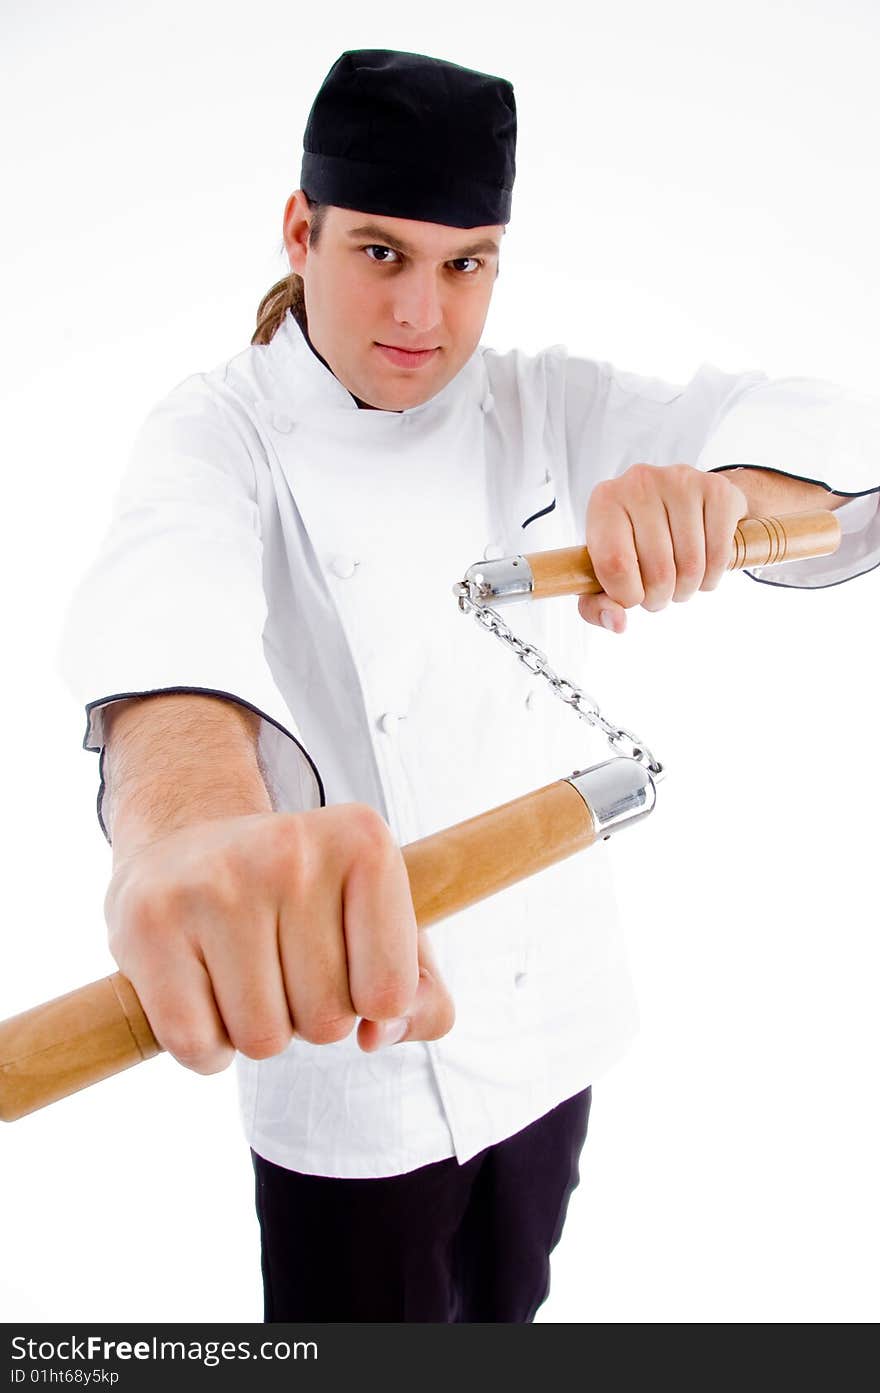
left=1, top=0, right=877, bottom=1325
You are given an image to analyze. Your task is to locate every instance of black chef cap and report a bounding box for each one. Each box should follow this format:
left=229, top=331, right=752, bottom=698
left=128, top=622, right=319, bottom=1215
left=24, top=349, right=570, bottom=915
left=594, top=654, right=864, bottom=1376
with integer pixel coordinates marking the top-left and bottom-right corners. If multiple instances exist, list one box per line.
left=300, top=49, right=516, bottom=228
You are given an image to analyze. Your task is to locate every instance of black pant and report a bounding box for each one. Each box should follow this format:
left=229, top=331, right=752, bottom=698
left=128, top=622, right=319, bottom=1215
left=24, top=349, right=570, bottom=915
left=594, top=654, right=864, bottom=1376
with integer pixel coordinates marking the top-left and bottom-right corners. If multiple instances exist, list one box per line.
left=251, top=1086, right=591, bottom=1322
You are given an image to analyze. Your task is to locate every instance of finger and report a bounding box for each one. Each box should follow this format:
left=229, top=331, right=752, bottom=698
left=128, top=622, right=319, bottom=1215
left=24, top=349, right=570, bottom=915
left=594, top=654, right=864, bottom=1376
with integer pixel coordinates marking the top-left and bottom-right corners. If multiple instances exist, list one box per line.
left=662, top=485, right=707, bottom=602
left=577, top=592, right=627, bottom=633
left=626, top=496, right=677, bottom=611
left=357, top=933, right=456, bottom=1050
left=274, top=811, right=358, bottom=1046
left=701, top=476, right=748, bottom=590
left=341, top=814, right=420, bottom=1023
left=120, top=945, right=235, bottom=1075
left=585, top=497, right=645, bottom=609
left=200, top=911, right=296, bottom=1060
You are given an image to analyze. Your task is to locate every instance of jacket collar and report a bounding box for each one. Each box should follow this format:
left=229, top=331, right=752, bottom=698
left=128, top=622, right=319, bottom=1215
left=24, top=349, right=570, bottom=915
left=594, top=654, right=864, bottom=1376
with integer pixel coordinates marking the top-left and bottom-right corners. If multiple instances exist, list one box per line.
left=265, top=308, right=488, bottom=422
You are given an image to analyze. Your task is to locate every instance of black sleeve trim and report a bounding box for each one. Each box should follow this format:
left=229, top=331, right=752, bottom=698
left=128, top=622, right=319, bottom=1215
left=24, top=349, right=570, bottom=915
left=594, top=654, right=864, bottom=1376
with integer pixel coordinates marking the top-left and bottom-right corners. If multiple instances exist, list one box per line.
left=706, top=462, right=880, bottom=590
left=521, top=497, right=557, bottom=529
left=741, top=556, right=880, bottom=591
left=707, top=462, right=880, bottom=501
left=83, top=686, right=327, bottom=845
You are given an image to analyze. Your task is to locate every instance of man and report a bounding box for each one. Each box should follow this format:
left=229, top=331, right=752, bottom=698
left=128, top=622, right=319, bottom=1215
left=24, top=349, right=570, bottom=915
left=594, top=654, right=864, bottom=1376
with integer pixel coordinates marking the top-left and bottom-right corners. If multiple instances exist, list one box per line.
left=57, top=49, right=880, bottom=1322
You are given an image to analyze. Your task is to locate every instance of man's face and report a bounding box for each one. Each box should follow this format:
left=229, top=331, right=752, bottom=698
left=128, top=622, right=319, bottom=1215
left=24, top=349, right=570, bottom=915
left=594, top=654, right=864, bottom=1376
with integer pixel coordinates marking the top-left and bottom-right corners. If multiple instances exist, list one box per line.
left=283, top=193, right=503, bottom=411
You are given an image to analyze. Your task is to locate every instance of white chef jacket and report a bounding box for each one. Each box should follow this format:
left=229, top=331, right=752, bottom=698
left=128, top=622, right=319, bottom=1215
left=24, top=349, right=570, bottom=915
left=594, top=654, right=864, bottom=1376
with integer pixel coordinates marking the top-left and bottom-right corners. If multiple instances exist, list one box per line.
left=56, top=310, right=880, bottom=1177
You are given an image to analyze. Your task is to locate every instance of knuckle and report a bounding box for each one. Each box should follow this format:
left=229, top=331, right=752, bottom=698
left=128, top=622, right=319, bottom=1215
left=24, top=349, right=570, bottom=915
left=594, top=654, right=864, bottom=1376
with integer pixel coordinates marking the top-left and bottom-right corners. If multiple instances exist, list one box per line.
left=711, top=467, right=739, bottom=493
left=232, top=1027, right=292, bottom=1060
left=162, top=1030, right=229, bottom=1073
left=668, top=461, right=695, bottom=487
left=353, top=972, right=416, bottom=1022
left=588, top=478, right=613, bottom=508
left=595, top=549, right=633, bottom=581
left=293, top=1012, right=356, bottom=1047
left=643, top=566, right=675, bottom=596
left=188, top=1052, right=234, bottom=1077
left=642, top=590, right=673, bottom=612
left=347, top=802, right=393, bottom=848
left=344, top=805, right=396, bottom=869
left=623, top=461, right=656, bottom=495
left=675, top=554, right=705, bottom=581
left=714, top=472, right=747, bottom=509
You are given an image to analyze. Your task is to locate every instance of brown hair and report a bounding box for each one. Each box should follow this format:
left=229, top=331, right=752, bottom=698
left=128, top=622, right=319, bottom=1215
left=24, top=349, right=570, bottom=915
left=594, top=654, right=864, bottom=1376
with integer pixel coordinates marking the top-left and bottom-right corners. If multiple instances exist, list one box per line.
left=251, top=193, right=327, bottom=346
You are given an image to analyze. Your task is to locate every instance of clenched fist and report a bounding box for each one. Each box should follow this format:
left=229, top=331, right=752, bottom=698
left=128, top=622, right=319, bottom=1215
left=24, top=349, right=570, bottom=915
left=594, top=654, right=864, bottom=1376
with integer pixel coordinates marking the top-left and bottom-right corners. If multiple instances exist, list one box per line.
left=103, top=804, right=454, bottom=1075
left=579, top=463, right=749, bottom=632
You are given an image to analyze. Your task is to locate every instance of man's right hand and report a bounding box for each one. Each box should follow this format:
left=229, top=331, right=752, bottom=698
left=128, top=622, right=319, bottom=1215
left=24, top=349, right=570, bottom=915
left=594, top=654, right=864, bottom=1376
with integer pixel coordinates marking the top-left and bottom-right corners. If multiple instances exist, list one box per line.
left=101, top=692, right=454, bottom=1074
left=103, top=788, right=454, bottom=1074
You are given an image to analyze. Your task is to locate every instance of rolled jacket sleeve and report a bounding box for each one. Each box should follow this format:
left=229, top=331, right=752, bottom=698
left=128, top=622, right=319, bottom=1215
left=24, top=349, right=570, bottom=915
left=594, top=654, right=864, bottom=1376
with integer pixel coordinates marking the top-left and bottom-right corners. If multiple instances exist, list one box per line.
left=55, top=376, right=325, bottom=843
left=696, top=375, right=880, bottom=589
left=563, top=354, right=880, bottom=590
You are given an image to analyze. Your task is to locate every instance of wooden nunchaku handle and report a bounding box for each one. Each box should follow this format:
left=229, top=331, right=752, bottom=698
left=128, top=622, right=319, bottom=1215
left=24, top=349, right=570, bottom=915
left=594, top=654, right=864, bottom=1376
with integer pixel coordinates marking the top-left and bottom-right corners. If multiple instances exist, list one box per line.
left=526, top=509, right=842, bottom=599
left=0, top=779, right=597, bottom=1122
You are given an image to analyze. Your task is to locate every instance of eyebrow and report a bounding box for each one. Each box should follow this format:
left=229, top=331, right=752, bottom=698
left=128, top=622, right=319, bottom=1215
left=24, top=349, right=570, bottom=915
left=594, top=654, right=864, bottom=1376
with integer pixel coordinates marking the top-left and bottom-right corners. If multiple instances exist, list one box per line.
left=345, top=223, right=502, bottom=259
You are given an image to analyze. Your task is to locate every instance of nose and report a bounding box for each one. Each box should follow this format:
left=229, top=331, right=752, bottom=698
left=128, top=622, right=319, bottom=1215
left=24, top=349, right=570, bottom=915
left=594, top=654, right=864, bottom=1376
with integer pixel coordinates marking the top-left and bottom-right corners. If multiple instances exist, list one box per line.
left=391, top=267, right=443, bottom=336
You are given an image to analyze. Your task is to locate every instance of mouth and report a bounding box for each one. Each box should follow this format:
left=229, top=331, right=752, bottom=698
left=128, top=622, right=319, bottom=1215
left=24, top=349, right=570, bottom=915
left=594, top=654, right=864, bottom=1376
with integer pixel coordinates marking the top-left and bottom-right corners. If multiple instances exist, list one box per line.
left=374, top=343, right=440, bottom=369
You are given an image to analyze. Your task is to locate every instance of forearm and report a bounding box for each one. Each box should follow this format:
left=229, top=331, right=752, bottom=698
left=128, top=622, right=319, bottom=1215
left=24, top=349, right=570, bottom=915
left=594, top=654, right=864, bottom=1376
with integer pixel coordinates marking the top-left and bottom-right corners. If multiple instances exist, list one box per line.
left=103, top=693, right=273, bottom=863
left=721, top=465, right=851, bottom=515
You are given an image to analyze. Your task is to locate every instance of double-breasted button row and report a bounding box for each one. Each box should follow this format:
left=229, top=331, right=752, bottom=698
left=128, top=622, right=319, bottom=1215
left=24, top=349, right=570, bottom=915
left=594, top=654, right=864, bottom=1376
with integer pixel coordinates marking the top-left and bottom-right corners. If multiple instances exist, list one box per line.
left=326, top=554, right=403, bottom=736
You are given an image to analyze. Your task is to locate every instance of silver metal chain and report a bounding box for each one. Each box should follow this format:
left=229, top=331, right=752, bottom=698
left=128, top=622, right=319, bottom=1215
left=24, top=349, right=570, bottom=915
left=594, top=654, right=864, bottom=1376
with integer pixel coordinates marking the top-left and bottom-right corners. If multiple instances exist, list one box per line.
left=452, top=582, right=665, bottom=782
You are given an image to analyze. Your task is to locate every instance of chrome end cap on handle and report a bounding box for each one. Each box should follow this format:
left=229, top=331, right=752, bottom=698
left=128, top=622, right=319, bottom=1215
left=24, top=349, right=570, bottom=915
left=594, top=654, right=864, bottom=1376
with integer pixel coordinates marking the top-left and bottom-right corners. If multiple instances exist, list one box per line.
left=459, top=555, right=534, bottom=606
left=566, top=757, right=658, bottom=840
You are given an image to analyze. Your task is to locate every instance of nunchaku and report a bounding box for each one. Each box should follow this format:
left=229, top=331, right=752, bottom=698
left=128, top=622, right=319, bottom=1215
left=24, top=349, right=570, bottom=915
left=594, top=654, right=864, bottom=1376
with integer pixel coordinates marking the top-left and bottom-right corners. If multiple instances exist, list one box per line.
left=0, top=509, right=841, bottom=1122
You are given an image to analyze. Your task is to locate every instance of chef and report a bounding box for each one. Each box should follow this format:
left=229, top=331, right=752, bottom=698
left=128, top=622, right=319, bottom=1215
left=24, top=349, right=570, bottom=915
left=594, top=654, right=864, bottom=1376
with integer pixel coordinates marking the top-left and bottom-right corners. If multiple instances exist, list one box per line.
left=57, top=48, right=880, bottom=1322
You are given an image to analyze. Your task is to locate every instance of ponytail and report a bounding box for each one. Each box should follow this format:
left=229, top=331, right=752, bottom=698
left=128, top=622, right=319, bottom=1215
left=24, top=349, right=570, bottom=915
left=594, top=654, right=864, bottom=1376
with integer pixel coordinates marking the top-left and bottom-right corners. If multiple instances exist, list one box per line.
left=251, top=194, right=326, bottom=346
left=251, top=272, right=304, bottom=346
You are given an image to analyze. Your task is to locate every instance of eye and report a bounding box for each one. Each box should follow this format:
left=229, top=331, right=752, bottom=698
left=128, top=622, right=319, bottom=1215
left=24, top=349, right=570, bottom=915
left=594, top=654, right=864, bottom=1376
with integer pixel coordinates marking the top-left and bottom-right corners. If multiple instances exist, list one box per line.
left=364, top=245, right=400, bottom=264
left=449, top=258, right=482, bottom=274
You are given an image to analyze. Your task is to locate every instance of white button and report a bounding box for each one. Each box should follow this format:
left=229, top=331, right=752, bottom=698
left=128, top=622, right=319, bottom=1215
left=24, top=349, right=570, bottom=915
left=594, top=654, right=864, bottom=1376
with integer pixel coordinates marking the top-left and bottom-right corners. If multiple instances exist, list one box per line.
left=543, top=467, right=552, bottom=484
left=377, top=712, right=405, bottom=734
left=483, top=543, right=504, bottom=561
left=273, top=411, right=294, bottom=433
left=481, top=392, right=495, bottom=414
left=330, top=555, right=358, bottom=579
left=514, top=972, right=528, bottom=989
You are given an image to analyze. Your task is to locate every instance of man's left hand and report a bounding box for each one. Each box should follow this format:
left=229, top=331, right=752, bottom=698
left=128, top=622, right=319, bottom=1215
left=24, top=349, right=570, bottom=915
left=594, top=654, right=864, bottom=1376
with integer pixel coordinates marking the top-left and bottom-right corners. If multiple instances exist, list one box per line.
left=579, top=462, right=748, bottom=633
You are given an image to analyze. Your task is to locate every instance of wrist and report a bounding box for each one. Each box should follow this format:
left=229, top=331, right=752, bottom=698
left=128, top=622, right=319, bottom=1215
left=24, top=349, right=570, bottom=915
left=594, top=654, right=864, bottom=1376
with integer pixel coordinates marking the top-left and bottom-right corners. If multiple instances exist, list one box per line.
left=103, top=693, right=273, bottom=860
left=108, top=774, right=273, bottom=863
left=723, top=465, right=843, bottom=515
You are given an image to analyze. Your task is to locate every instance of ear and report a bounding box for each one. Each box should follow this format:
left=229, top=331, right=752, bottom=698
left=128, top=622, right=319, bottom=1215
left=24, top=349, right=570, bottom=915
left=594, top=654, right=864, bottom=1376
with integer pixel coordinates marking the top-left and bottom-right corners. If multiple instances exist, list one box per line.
left=283, top=190, right=313, bottom=275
